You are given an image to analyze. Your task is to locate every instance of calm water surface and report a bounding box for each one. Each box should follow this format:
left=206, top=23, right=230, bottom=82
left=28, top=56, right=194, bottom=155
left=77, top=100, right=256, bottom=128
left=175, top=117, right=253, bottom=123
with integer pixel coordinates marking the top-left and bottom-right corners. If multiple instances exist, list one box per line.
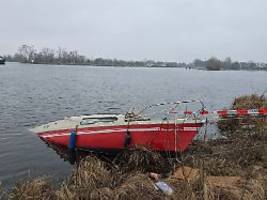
left=1, top=62, right=267, bottom=188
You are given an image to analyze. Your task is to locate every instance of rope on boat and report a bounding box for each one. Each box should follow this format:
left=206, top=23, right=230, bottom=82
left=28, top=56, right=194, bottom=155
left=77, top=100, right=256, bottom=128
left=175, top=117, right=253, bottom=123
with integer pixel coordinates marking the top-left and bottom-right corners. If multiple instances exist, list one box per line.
left=68, top=125, right=78, bottom=151
left=124, top=121, right=132, bottom=148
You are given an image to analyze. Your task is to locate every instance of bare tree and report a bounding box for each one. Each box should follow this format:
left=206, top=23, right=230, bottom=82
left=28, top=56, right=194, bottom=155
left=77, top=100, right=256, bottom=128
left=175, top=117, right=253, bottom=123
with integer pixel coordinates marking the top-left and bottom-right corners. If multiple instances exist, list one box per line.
left=17, top=44, right=36, bottom=62
left=206, top=57, right=223, bottom=71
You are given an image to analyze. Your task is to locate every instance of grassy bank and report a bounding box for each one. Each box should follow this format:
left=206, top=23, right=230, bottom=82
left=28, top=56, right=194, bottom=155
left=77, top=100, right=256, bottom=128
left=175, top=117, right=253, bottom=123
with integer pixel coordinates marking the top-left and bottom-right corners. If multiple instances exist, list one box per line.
left=1, top=94, right=267, bottom=200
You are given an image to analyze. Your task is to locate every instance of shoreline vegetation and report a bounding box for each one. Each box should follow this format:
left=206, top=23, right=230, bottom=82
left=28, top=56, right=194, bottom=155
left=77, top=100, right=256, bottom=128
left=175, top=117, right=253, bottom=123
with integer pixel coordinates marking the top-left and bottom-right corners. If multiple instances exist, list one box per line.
left=3, top=44, right=267, bottom=71
left=1, top=94, right=267, bottom=199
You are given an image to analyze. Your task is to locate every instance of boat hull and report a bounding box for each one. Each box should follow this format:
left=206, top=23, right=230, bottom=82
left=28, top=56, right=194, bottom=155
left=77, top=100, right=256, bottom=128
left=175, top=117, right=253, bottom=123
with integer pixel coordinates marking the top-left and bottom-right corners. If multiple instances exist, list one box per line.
left=0, top=57, right=5, bottom=65
left=38, top=122, right=202, bottom=152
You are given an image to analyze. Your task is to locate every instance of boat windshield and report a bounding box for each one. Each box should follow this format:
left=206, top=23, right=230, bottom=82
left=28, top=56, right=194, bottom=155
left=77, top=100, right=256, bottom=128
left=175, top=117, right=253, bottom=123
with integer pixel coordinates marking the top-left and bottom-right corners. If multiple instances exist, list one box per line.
left=80, top=117, right=118, bottom=125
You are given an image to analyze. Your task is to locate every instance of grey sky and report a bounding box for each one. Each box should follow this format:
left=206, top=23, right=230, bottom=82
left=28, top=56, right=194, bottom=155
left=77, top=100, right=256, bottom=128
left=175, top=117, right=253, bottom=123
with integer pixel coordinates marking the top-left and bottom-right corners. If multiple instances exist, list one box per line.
left=1, top=0, right=267, bottom=62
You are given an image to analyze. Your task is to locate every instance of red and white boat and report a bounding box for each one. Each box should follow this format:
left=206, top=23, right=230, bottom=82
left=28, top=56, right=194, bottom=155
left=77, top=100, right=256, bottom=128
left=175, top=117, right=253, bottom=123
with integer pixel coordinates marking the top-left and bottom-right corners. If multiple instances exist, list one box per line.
left=30, top=100, right=205, bottom=153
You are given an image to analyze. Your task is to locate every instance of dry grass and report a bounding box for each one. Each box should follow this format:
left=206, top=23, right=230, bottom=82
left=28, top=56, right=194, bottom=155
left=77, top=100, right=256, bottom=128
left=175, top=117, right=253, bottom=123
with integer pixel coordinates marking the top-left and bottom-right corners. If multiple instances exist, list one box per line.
left=232, top=94, right=267, bottom=109
left=218, top=94, right=267, bottom=132
left=113, top=147, right=172, bottom=174
left=56, top=156, right=112, bottom=200
left=0, top=182, right=7, bottom=200
left=53, top=151, right=169, bottom=200
left=8, top=177, right=55, bottom=200
left=5, top=146, right=267, bottom=200
left=114, top=173, right=162, bottom=200
left=206, top=176, right=265, bottom=200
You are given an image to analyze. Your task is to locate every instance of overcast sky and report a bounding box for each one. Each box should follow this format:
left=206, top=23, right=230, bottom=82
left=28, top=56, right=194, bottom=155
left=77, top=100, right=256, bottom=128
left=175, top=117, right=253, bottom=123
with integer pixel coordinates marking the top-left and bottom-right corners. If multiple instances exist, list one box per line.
left=0, top=0, right=267, bottom=62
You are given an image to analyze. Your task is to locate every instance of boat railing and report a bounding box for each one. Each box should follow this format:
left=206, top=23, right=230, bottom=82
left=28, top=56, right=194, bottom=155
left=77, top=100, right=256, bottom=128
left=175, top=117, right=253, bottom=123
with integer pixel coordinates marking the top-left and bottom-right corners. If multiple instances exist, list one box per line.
left=125, top=100, right=206, bottom=122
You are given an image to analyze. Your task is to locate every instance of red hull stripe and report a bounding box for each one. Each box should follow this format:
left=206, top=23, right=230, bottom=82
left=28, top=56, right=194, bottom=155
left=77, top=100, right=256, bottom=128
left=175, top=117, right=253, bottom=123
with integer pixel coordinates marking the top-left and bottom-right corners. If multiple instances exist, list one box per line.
left=41, top=127, right=159, bottom=138
left=40, top=126, right=200, bottom=138
left=38, top=123, right=201, bottom=135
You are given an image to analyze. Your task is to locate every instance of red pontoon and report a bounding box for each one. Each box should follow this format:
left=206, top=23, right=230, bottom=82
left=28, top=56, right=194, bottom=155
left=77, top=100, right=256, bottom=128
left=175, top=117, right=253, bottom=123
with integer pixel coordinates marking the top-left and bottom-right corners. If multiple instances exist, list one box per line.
left=30, top=100, right=205, bottom=153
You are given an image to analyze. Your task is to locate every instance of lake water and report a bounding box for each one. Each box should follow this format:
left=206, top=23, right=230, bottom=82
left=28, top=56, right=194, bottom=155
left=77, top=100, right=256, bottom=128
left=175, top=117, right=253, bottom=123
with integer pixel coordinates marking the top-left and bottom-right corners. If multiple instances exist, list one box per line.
left=1, top=62, right=267, bottom=188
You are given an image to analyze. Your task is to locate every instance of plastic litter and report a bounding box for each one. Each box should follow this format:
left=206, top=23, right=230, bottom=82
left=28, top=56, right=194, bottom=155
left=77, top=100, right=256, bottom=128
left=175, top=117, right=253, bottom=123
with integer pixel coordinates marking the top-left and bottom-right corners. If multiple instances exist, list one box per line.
left=154, top=181, right=173, bottom=195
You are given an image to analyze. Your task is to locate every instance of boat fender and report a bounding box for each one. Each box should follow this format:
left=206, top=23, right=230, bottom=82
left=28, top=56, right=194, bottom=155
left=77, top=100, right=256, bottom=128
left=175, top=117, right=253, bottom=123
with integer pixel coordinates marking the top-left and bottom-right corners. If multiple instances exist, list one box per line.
left=68, top=128, right=77, bottom=150
left=124, top=129, right=131, bottom=148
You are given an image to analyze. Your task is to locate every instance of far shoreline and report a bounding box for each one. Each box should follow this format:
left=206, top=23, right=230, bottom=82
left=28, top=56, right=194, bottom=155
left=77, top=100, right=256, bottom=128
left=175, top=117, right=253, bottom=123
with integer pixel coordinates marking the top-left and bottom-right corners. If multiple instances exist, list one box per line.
left=6, top=61, right=267, bottom=72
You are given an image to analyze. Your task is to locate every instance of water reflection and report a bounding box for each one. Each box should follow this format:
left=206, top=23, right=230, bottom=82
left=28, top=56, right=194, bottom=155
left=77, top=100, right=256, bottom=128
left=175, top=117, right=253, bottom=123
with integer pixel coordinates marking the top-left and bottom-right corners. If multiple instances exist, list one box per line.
left=46, top=143, right=117, bottom=165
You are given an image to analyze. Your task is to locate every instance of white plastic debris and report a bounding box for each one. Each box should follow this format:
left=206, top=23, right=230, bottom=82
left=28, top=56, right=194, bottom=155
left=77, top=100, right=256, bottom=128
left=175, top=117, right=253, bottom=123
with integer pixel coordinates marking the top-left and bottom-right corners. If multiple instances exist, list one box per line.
left=154, top=181, right=173, bottom=195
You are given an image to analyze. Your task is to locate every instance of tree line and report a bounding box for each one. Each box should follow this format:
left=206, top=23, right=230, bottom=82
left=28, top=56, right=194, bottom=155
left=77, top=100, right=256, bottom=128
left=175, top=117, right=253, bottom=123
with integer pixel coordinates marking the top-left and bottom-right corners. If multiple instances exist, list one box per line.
left=192, top=57, right=267, bottom=71
left=3, top=44, right=267, bottom=70
left=4, top=44, right=186, bottom=68
left=5, top=45, right=86, bottom=65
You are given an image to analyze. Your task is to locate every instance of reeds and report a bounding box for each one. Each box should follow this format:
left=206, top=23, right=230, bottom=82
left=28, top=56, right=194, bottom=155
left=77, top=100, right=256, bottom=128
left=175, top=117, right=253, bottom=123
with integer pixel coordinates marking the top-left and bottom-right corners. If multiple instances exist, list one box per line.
left=0, top=182, right=6, bottom=200
left=232, top=94, right=267, bottom=109
left=113, top=147, right=172, bottom=174
left=8, top=177, right=55, bottom=200
left=6, top=146, right=266, bottom=200
left=218, top=94, right=267, bottom=132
